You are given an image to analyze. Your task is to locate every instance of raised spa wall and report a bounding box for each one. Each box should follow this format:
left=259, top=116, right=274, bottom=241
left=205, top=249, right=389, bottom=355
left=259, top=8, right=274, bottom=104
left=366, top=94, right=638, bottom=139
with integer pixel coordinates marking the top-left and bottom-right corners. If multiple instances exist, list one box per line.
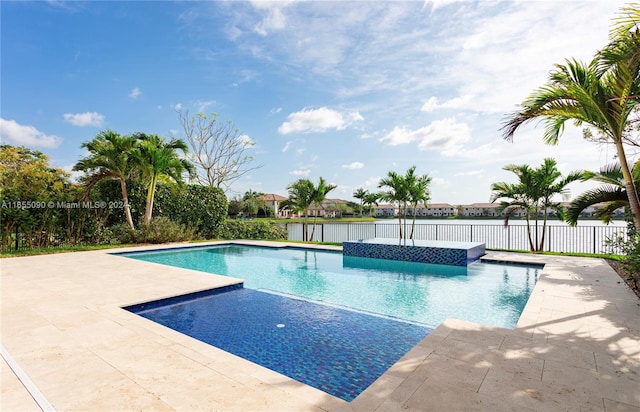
left=342, top=238, right=486, bottom=267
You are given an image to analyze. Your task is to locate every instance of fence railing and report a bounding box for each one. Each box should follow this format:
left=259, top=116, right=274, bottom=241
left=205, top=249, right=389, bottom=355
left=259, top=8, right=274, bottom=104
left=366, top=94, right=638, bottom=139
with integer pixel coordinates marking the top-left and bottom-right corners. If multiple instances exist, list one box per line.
left=285, top=222, right=628, bottom=255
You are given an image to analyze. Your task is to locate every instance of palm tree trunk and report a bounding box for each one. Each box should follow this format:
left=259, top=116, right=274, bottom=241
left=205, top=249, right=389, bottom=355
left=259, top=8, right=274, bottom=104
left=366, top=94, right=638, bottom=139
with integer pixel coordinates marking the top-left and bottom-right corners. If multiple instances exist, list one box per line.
left=410, top=204, right=417, bottom=239
left=120, top=179, right=135, bottom=231
left=525, top=214, right=535, bottom=252
left=310, top=213, right=317, bottom=242
left=540, top=209, right=548, bottom=252
left=403, top=202, right=408, bottom=240
left=397, top=206, right=403, bottom=239
left=534, top=205, right=540, bottom=251
left=144, top=175, right=157, bottom=225
left=616, top=142, right=640, bottom=230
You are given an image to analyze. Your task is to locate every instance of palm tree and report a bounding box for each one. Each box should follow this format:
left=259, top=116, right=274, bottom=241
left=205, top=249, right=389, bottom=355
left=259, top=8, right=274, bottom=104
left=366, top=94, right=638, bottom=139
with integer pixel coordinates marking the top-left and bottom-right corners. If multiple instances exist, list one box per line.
left=534, top=159, right=583, bottom=250
left=405, top=167, right=432, bottom=239
left=283, top=179, right=315, bottom=241
left=566, top=160, right=640, bottom=226
left=378, top=169, right=410, bottom=239
left=308, top=177, right=337, bottom=241
left=134, top=133, right=195, bottom=225
left=491, top=164, right=538, bottom=251
left=502, top=5, right=640, bottom=230
left=353, top=187, right=367, bottom=217
left=73, top=130, right=138, bottom=231
left=491, top=159, right=581, bottom=252
left=363, top=191, right=381, bottom=217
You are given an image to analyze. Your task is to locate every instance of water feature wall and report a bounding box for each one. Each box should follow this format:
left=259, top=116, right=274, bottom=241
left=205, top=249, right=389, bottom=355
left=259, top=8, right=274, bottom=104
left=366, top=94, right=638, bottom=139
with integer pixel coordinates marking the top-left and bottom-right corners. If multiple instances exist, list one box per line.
left=342, top=238, right=486, bottom=267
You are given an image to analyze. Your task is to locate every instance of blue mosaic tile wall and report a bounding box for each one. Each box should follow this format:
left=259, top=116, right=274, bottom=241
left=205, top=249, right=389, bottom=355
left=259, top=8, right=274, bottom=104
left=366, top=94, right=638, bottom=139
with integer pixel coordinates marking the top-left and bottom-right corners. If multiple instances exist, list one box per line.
left=343, top=239, right=485, bottom=266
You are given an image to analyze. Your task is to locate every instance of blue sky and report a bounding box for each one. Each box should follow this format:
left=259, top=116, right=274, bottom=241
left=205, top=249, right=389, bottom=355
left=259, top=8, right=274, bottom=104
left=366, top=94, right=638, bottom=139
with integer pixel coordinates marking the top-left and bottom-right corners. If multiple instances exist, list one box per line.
left=1, top=0, right=631, bottom=204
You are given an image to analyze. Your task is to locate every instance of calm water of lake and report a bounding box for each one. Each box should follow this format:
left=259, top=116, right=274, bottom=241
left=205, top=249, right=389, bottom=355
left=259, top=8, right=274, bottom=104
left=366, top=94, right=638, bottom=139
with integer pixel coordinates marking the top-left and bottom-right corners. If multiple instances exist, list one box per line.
left=374, top=219, right=626, bottom=227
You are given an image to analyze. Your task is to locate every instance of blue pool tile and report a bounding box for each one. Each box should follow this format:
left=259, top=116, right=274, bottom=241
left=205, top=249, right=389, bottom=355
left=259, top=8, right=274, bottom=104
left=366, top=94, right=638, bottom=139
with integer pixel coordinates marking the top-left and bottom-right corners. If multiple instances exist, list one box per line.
left=126, top=287, right=432, bottom=402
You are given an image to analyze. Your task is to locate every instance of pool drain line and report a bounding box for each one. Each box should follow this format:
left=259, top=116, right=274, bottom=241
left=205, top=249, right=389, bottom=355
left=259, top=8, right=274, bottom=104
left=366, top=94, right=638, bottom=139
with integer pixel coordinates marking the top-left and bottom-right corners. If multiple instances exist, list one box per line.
left=1, top=344, right=56, bottom=412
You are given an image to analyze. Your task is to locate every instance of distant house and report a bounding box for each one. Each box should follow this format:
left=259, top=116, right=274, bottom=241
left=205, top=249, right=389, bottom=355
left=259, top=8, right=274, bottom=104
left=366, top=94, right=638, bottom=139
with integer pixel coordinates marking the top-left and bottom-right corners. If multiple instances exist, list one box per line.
left=307, top=199, right=350, bottom=218
left=459, top=203, right=527, bottom=217
left=374, top=204, right=397, bottom=217
left=412, top=203, right=457, bottom=217
left=256, top=194, right=289, bottom=218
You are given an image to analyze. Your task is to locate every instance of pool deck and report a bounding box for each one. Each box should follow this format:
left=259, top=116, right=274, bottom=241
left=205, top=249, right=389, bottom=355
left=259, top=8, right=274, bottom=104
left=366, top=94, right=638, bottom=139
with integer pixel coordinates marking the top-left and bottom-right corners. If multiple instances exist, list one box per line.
left=2, top=240, right=638, bottom=411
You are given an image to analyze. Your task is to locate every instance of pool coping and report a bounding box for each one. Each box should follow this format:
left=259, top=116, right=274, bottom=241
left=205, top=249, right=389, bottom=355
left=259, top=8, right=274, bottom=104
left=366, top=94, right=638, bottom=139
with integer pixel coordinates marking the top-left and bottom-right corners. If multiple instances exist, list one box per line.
left=2, top=240, right=639, bottom=411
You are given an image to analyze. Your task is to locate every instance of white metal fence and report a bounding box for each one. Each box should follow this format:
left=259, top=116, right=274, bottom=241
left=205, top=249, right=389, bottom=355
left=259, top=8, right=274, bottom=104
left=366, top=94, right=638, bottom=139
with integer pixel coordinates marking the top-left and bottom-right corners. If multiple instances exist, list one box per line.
left=284, top=222, right=628, bottom=254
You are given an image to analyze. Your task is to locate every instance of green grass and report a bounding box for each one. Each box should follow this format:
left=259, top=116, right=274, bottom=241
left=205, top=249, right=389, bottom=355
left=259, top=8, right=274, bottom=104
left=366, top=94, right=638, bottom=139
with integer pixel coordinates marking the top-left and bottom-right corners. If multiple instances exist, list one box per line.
left=0, top=243, right=136, bottom=258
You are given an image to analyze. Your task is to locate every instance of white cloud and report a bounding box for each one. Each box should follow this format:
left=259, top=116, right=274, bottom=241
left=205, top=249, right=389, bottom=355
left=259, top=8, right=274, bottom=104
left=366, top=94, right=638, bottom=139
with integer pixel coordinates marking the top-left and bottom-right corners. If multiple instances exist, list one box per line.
left=238, top=134, right=255, bottom=147
left=454, top=169, right=484, bottom=177
left=342, top=162, right=364, bottom=170
left=424, top=0, right=465, bottom=13
left=421, top=95, right=475, bottom=112
left=63, top=112, right=105, bottom=127
left=278, top=107, right=363, bottom=135
left=270, top=107, right=283, bottom=114
left=197, top=100, right=215, bottom=112
left=289, top=169, right=311, bottom=176
left=251, top=1, right=293, bottom=36
left=129, top=87, right=141, bottom=99
left=379, top=118, right=472, bottom=156
left=282, top=141, right=292, bottom=152
left=0, top=118, right=62, bottom=148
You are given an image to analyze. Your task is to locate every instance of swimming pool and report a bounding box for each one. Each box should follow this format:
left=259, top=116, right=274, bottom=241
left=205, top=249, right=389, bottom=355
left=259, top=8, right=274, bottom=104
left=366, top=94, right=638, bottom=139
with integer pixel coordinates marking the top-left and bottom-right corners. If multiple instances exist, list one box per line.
left=121, top=244, right=540, bottom=329
left=119, top=244, right=541, bottom=401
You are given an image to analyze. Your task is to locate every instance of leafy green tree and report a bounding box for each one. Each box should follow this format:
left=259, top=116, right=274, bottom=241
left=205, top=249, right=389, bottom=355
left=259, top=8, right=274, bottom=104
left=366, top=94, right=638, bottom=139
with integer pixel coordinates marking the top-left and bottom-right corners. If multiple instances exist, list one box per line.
left=566, top=160, right=640, bottom=226
left=353, top=187, right=367, bottom=217
left=157, top=184, right=228, bottom=238
left=502, top=4, right=640, bottom=230
left=242, top=189, right=264, bottom=217
left=73, top=130, right=139, bottom=230
left=1, top=146, right=68, bottom=250
left=134, top=133, right=195, bottom=225
left=491, top=158, right=581, bottom=251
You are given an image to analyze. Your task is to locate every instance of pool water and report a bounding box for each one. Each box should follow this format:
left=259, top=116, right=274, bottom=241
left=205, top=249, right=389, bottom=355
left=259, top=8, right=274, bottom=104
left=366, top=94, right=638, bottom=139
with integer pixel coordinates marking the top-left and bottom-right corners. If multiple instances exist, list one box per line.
left=121, top=244, right=540, bottom=329
left=125, top=285, right=431, bottom=402
left=120, top=244, right=541, bottom=401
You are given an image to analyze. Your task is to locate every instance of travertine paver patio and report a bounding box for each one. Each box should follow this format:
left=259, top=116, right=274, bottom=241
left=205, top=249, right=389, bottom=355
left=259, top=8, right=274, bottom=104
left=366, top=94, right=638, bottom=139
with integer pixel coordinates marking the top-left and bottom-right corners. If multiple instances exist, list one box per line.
left=1, top=241, right=638, bottom=411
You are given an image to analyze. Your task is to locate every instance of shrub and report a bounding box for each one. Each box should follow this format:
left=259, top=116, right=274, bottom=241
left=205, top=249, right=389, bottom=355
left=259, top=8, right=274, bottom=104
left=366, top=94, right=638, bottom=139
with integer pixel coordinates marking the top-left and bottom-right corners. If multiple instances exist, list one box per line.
left=606, top=233, right=640, bottom=294
left=218, top=220, right=287, bottom=240
left=109, top=223, right=137, bottom=244
left=135, top=217, right=195, bottom=244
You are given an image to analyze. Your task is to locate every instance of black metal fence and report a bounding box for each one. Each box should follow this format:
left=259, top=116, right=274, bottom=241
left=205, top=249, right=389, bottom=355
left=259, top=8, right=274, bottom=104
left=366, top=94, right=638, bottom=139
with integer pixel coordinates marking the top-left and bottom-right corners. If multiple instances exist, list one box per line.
left=285, top=222, right=628, bottom=255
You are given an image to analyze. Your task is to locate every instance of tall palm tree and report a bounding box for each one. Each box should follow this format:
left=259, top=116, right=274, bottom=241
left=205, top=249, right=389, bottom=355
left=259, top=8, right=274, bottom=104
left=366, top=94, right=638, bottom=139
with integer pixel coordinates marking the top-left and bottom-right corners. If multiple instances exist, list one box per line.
left=566, top=160, right=640, bottom=226
left=308, top=177, right=337, bottom=241
left=405, top=167, right=432, bottom=239
left=534, top=159, right=583, bottom=250
left=502, top=4, right=640, bottom=229
left=283, top=179, right=315, bottom=241
left=491, top=159, right=580, bottom=252
left=73, top=130, right=138, bottom=231
left=134, top=133, right=195, bottom=225
left=378, top=169, right=410, bottom=239
left=491, top=164, right=538, bottom=251
left=353, top=187, right=367, bottom=217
